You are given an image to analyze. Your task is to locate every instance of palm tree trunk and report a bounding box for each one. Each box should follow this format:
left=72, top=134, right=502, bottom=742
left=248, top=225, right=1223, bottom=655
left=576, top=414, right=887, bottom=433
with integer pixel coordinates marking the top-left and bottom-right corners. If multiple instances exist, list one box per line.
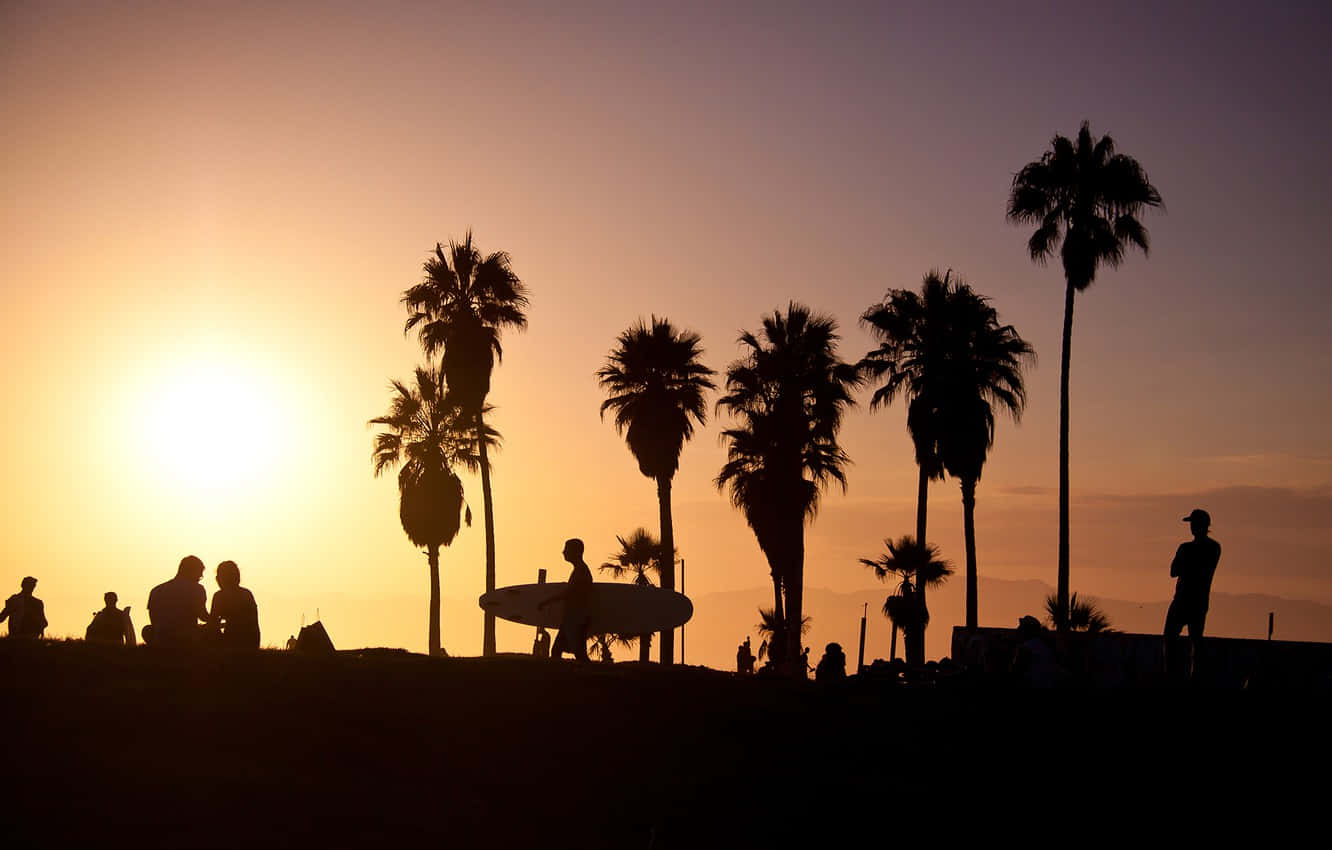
left=784, top=529, right=805, bottom=676
left=639, top=633, right=651, bottom=663
left=769, top=570, right=785, bottom=666
left=427, top=544, right=441, bottom=657
left=480, top=426, right=497, bottom=657
left=1057, top=281, right=1074, bottom=632
left=657, top=475, right=675, bottom=666
left=915, top=464, right=929, bottom=650
left=962, top=477, right=978, bottom=629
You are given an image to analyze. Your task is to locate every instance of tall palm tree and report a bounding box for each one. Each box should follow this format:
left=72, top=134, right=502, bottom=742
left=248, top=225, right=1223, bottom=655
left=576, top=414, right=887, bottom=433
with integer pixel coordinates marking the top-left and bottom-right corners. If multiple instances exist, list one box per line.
left=1007, top=122, right=1161, bottom=630
left=717, top=304, right=859, bottom=673
left=598, top=527, right=671, bottom=662
left=859, top=270, right=961, bottom=631
left=860, top=535, right=953, bottom=666
left=369, top=365, right=472, bottom=656
left=403, top=231, right=528, bottom=656
left=929, top=285, right=1033, bottom=628
left=597, top=317, right=715, bottom=665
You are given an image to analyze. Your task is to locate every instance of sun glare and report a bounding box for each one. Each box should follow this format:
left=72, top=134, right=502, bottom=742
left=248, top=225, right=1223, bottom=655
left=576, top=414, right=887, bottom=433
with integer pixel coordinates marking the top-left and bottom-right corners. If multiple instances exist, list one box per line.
left=141, top=361, right=285, bottom=493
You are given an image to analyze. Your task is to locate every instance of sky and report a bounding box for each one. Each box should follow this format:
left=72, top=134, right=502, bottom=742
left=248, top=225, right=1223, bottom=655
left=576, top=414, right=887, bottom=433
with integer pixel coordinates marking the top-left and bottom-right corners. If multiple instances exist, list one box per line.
left=3, top=0, right=1330, bottom=660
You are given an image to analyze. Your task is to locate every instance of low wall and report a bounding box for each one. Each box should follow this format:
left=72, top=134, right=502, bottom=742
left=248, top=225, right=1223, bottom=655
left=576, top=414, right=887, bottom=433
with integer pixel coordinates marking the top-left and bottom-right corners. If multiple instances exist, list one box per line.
left=951, top=626, right=1332, bottom=688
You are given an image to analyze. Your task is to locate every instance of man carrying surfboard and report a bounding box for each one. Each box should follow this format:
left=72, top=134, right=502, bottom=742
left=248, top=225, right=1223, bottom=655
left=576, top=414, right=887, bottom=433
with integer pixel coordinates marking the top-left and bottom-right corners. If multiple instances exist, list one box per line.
left=540, top=538, right=593, bottom=662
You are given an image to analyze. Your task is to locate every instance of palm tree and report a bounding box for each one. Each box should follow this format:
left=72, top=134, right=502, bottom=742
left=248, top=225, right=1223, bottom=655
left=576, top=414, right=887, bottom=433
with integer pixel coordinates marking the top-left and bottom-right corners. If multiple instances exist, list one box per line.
left=597, top=317, right=715, bottom=665
left=858, top=270, right=962, bottom=631
left=717, top=304, right=859, bottom=673
left=860, top=535, right=953, bottom=665
left=1007, top=122, right=1162, bottom=630
left=1044, top=592, right=1111, bottom=633
left=402, top=231, right=528, bottom=656
left=755, top=606, right=810, bottom=662
left=369, top=365, right=472, bottom=656
left=930, top=286, right=1033, bottom=629
left=598, top=528, right=672, bottom=662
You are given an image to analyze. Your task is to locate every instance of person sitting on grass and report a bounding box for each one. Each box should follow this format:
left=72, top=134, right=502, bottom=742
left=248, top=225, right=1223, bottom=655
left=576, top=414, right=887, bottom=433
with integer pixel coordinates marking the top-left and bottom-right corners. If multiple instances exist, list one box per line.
left=815, top=643, right=846, bottom=682
left=207, top=560, right=260, bottom=649
left=86, top=592, right=134, bottom=646
left=539, top=538, right=592, bottom=662
left=144, top=556, right=209, bottom=647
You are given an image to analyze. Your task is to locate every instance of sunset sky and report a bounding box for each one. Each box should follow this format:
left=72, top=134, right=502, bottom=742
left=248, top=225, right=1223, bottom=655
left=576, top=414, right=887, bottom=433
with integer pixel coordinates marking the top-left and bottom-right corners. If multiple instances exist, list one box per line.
left=4, top=1, right=1330, bottom=661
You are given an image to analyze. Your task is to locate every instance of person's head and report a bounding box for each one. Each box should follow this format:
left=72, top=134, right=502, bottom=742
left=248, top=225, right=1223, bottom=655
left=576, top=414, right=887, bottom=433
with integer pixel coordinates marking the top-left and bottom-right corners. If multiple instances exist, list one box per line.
left=104, top=591, right=118, bottom=608
left=20, top=576, right=37, bottom=593
left=177, top=555, right=205, bottom=581
left=562, top=538, right=585, bottom=563
left=217, top=560, right=240, bottom=589
left=1183, top=508, right=1211, bottom=537
left=827, top=642, right=842, bottom=655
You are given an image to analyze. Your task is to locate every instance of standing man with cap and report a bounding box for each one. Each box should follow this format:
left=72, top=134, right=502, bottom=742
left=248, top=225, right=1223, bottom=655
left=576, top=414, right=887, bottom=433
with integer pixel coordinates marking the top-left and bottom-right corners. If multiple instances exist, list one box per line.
left=1163, top=509, right=1222, bottom=678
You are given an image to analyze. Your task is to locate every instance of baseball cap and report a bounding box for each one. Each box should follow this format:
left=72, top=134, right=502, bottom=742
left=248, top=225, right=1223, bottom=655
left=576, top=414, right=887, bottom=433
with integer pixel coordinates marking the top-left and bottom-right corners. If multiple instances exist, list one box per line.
left=1182, top=508, right=1211, bottom=525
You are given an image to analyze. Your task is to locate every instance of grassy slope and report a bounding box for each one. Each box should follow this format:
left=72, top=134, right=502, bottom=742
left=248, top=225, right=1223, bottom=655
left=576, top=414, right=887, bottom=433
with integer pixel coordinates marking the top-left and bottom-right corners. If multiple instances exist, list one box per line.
left=1, top=640, right=1326, bottom=848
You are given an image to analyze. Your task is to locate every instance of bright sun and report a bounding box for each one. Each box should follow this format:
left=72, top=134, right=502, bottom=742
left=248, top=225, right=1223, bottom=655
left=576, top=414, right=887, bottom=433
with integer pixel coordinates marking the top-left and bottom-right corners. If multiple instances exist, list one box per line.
left=141, top=361, right=285, bottom=492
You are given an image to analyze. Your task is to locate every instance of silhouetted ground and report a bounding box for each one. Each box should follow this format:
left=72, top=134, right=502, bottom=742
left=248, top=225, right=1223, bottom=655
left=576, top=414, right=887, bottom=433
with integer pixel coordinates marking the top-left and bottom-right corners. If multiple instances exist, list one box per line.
left=1, top=640, right=1326, bottom=848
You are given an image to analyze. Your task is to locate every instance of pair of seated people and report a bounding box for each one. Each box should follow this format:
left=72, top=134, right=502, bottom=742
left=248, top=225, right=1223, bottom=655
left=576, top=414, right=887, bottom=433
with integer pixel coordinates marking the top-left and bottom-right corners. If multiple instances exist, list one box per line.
left=144, top=556, right=260, bottom=649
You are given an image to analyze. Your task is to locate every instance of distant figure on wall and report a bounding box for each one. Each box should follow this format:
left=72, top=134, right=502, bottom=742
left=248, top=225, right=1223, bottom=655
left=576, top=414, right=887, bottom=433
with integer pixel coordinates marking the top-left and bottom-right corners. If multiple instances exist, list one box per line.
left=208, top=561, right=260, bottom=649
left=1163, top=509, right=1222, bottom=678
left=1, top=576, right=47, bottom=639
left=736, top=637, right=755, bottom=674
left=86, top=592, right=135, bottom=646
left=541, top=538, right=592, bottom=662
left=532, top=626, right=551, bottom=658
left=144, top=556, right=210, bottom=647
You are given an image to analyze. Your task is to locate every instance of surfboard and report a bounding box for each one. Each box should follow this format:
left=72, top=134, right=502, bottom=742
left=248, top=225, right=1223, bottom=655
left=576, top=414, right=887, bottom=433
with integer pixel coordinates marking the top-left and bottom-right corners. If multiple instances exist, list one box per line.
left=478, top=582, right=693, bottom=635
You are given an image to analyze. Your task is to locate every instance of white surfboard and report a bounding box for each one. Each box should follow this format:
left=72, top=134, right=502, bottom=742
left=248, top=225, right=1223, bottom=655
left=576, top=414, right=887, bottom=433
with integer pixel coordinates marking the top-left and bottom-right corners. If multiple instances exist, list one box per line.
left=478, top=582, right=692, bottom=635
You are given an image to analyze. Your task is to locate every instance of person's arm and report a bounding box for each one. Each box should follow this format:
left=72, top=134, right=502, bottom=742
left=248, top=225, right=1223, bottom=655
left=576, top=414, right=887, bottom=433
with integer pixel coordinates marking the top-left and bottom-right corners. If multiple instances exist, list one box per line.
left=0, top=600, right=9, bottom=624
left=1169, top=544, right=1187, bottom=578
left=35, top=600, right=47, bottom=632
left=197, top=588, right=211, bottom=624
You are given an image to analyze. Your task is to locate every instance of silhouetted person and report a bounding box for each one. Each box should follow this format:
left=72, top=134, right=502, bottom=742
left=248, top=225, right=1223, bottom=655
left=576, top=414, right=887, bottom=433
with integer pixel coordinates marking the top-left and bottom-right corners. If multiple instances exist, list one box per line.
left=801, top=646, right=812, bottom=677
left=532, top=627, right=551, bottom=658
left=1, top=577, right=46, bottom=639
left=145, top=556, right=209, bottom=647
left=737, top=637, right=755, bottom=674
left=86, top=592, right=133, bottom=646
left=815, top=642, right=846, bottom=682
left=1012, top=615, right=1057, bottom=687
left=1164, top=509, right=1222, bottom=679
left=542, top=538, right=592, bottom=662
left=208, top=560, right=260, bottom=649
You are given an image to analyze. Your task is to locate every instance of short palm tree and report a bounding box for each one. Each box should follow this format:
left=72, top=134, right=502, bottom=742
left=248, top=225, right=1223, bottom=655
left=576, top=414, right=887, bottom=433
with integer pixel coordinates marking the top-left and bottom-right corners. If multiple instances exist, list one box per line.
left=598, top=317, right=715, bottom=665
left=402, top=231, right=528, bottom=656
left=930, top=285, right=1033, bottom=629
left=1044, top=592, right=1111, bottom=633
left=860, top=535, right=953, bottom=666
left=717, top=304, right=859, bottom=673
left=755, top=606, right=810, bottom=662
left=369, top=365, right=472, bottom=656
left=598, top=528, right=672, bottom=662
left=1007, top=122, right=1161, bottom=630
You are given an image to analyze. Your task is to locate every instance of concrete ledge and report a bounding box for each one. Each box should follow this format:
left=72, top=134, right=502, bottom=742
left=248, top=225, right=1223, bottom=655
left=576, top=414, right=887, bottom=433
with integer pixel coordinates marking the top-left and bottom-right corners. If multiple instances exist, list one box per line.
left=951, top=626, right=1332, bottom=688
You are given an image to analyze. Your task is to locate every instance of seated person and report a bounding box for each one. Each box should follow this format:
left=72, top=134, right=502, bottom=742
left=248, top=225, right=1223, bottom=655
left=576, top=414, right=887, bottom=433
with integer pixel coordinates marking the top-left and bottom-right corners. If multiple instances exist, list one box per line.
left=86, top=592, right=132, bottom=645
left=815, top=642, right=846, bottom=682
left=208, top=560, right=260, bottom=649
left=145, top=556, right=210, bottom=647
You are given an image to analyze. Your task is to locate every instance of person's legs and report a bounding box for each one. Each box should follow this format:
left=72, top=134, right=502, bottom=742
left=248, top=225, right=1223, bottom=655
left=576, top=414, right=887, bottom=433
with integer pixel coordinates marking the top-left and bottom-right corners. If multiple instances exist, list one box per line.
left=1163, top=600, right=1187, bottom=677
left=1186, top=609, right=1208, bottom=679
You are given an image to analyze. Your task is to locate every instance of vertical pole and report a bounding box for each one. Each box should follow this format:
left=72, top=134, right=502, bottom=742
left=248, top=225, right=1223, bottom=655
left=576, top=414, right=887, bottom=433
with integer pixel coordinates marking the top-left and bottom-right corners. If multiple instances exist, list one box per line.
left=537, top=568, right=547, bottom=585
left=680, top=558, right=685, bottom=665
left=890, top=624, right=897, bottom=662
left=1267, top=612, right=1274, bottom=641
left=857, top=602, right=867, bottom=675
